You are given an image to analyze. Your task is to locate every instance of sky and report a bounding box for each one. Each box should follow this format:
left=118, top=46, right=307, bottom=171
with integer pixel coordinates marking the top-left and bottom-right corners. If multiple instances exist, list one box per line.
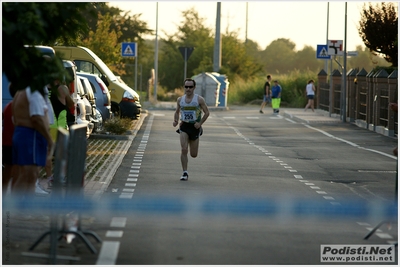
left=109, top=1, right=375, bottom=52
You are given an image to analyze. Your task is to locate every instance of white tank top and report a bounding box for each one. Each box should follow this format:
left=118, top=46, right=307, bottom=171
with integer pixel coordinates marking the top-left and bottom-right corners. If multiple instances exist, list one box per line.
left=179, top=94, right=202, bottom=123
left=306, top=83, right=315, bottom=96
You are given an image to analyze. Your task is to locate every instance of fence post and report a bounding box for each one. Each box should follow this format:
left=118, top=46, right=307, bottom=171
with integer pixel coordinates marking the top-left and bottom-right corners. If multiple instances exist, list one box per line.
left=332, top=69, right=342, bottom=115
left=388, top=70, right=398, bottom=137
left=347, top=68, right=358, bottom=122
left=374, top=69, right=389, bottom=133
left=366, top=70, right=375, bottom=130
left=66, top=124, right=87, bottom=198
left=355, top=68, right=368, bottom=122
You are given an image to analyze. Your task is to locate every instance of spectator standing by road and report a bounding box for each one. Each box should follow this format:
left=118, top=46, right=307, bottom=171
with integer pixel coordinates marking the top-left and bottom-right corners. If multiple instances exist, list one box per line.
left=44, top=78, right=74, bottom=188
left=12, top=85, right=54, bottom=198
left=173, top=78, right=210, bottom=181
left=260, top=75, right=272, bottom=114
left=304, top=79, right=316, bottom=112
left=2, top=83, right=17, bottom=194
left=271, top=80, right=282, bottom=114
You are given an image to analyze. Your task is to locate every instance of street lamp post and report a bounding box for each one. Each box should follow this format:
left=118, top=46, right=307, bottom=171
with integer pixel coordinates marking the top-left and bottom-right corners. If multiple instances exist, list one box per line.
left=153, top=2, right=159, bottom=102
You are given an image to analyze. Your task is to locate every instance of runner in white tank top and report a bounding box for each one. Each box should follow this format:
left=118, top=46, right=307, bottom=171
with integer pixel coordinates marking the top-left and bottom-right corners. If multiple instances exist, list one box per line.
left=173, top=78, right=210, bottom=181
left=304, top=79, right=316, bottom=112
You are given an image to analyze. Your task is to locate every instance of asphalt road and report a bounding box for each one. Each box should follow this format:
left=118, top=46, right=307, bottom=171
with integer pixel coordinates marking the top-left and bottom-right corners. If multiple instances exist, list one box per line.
left=4, top=107, right=397, bottom=265
left=95, top=108, right=397, bottom=265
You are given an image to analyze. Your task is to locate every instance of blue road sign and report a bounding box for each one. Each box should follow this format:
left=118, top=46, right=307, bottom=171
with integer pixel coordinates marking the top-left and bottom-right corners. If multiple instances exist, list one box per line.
left=316, top=44, right=330, bottom=59
left=122, top=42, right=137, bottom=57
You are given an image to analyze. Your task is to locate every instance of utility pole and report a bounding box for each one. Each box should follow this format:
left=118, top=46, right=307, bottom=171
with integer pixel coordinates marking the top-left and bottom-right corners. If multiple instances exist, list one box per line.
left=213, top=2, right=222, bottom=72
left=153, top=2, right=158, bottom=102
left=341, top=2, right=347, bottom=123
left=325, top=2, right=329, bottom=74
left=245, top=2, right=248, bottom=44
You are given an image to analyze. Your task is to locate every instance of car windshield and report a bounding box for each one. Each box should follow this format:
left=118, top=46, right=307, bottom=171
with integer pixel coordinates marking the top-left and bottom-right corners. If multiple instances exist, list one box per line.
left=80, top=46, right=117, bottom=82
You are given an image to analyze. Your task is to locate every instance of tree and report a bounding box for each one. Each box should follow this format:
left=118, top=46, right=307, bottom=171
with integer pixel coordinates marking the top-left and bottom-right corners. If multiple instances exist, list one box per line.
left=159, top=8, right=215, bottom=90
left=261, top=38, right=297, bottom=74
left=346, top=45, right=391, bottom=72
left=79, top=13, right=124, bottom=76
left=358, top=2, right=398, bottom=66
left=2, top=2, right=95, bottom=91
left=219, top=32, right=263, bottom=81
left=77, top=3, right=155, bottom=92
left=158, top=8, right=263, bottom=91
left=293, top=45, right=324, bottom=73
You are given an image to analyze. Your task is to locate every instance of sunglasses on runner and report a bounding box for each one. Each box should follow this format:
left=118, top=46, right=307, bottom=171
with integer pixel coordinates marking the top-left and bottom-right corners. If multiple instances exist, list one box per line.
left=184, top=86, right=194, bottom=88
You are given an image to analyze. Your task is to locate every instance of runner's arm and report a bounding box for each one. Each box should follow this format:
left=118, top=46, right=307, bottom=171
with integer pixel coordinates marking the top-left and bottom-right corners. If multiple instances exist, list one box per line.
left=198, top=96, right=210, bottom=126
left=173, top=97, right=181, bottom=127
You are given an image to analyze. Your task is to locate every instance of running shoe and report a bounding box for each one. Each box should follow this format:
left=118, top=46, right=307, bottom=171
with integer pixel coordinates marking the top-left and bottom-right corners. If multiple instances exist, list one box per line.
left=180, top=172, right=189, bottom=181
left=35, top=180, right=50, bottom=195
left=259, top=110, right=264, bottom=114
left=47, top=176, right=54, bottom=188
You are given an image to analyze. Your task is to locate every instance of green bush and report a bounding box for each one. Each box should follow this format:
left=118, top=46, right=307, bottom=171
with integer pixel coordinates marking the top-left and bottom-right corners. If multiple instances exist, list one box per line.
left=103, top=117, right=133, bottom=135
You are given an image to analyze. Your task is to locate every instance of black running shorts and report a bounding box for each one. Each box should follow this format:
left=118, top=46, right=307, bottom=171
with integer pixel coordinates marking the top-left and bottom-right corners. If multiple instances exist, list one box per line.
left=177, top=122, right=203, bottom=140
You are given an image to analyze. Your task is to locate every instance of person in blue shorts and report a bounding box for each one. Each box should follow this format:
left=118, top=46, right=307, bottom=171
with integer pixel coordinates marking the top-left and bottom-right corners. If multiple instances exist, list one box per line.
left=173, top=78, right=210, bottom=181
left=260, top=75, right=272, bottom=113
left=12, top=85, right=54, bottom=197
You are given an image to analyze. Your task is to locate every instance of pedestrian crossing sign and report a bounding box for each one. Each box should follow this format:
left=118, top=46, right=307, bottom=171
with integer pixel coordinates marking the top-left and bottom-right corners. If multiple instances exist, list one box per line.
left=122, top=42, right=137, bottom=57
left=316, top=44, right=330, bottom=59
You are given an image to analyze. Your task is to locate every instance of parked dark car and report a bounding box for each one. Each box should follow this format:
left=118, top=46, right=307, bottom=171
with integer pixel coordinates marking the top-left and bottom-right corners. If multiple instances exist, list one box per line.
left=77, top=72, right=112, bottom=121
left=118, top=76, right=141, bottom=120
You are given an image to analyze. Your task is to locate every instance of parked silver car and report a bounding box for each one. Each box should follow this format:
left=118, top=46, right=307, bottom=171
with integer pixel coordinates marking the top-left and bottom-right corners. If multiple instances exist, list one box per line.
left=77, top=75, right=102, bottom=133
left=73, top=71, right=94, bottom=137
left=77, top=72, right=112, bottom=122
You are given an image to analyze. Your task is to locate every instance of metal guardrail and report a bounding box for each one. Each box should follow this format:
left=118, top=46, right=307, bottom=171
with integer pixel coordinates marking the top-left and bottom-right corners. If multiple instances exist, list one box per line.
left=22, top=125, right=102, bottom=264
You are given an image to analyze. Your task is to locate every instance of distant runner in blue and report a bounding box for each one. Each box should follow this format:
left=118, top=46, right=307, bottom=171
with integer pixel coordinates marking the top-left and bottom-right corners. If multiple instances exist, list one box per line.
left=271, top=80, right=282, bottom=114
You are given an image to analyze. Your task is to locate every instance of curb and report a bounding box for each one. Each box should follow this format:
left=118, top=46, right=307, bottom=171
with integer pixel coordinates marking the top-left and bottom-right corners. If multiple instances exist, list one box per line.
left=89, top=111, right=148, bottom=200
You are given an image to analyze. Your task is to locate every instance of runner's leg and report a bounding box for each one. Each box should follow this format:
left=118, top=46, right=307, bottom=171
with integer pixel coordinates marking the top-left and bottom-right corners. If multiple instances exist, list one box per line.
left=180, top=131, right=189, bottom=171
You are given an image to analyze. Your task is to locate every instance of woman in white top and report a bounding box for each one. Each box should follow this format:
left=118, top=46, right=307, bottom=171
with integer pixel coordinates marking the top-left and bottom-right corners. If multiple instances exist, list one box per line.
left=304, top=79, right=316, bottom=112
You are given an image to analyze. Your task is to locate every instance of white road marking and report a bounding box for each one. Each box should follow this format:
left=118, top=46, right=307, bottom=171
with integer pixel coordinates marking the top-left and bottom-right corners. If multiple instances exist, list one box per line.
left=122, top=188, right=135, bottom=193
left=96, top=241, right=120, bottom=265
left=304, top=124, right=397, bottom=160
left=127, top=178, right=138, bottom=182
left=376, top=233, right=393, bottom=239
left=125, top=183, right=136, bottom=187
left=119, top=193, right=134, bottom=198
left=285, top=118, right=297, bottom=123
left=110, top=217, right=127, bottom=227
left=106, top=231, right=124, bottom=238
